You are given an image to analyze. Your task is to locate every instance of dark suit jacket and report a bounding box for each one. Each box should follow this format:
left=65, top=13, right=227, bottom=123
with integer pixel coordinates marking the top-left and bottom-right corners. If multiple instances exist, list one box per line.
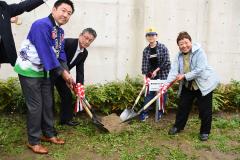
left=0, top=0, right=45, bottom=66
left=64, top=38, right=88, bottom=84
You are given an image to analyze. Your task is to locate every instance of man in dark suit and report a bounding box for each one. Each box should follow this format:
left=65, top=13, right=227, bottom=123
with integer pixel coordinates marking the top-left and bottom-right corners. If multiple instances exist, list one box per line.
left=55, top=28, right=97, bottom=126
left=0, top=0, right=46, bottom=67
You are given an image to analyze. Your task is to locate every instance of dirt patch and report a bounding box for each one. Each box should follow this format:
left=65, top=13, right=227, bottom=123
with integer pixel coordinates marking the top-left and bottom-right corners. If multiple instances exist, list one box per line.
left=198, top=149, right=239, bottom=160
left=101, top=113, right=129, bottom=133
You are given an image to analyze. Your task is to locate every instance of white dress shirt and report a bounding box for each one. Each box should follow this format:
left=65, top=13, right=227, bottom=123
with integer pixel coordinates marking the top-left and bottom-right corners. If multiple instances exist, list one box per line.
left=70, top=41, right=84, bottom=65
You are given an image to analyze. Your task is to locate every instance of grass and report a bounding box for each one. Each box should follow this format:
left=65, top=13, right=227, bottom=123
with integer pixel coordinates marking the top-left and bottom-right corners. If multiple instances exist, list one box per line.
left=0, top=112, right=240, bottom=160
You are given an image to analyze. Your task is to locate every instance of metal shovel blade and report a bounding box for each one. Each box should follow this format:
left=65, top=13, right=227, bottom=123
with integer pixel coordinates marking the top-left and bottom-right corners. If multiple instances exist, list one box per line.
left=82, top=99, right=109, bottom=132
left=92, top=116, right=109, bottom=133
left=120, top=108, right=137, bottom=121
left=120, top=84, right=146, bottom=121
left=121, top=111, right=138, bottom=123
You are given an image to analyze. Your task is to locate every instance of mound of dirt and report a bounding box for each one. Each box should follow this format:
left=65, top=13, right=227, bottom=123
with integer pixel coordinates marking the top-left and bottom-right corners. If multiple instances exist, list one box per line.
left=101, top=113, right=129, bottom=133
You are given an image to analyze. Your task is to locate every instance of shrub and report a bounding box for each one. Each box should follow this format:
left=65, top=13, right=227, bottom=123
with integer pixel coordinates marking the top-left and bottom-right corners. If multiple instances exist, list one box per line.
left=212, top=91, right=225, bottom=112
left=0, top=77, right=26, bottom=113
left=166, top=83, right=179, bottom=110
left=227, top=80, right=240, bottom=108
left=214, top=80, right=240, bottom=111
left=85, top=75, right=144, bottom=114
left=0, top=77, right=239, bottom=114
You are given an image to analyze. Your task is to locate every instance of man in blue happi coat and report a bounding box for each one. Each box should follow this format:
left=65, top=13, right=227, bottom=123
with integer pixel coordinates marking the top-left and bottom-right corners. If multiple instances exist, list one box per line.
left=14, top=0, right=75, bottom=154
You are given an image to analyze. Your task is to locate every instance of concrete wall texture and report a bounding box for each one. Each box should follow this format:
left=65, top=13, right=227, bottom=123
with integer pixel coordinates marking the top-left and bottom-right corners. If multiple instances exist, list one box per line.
left=0, top=0, right=239, bottom=83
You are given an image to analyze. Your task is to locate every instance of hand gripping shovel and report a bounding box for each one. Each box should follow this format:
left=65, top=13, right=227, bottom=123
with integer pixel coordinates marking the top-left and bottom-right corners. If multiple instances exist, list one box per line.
left=120, top=84, right=146, bottom=121
left=81, top=98, right=109, bottom=133
left=121, top=78, right=177, bottom=123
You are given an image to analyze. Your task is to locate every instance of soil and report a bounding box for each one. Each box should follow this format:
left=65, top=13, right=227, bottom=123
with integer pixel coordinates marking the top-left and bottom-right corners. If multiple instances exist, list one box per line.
left=101, top=113, right=129, bottom=133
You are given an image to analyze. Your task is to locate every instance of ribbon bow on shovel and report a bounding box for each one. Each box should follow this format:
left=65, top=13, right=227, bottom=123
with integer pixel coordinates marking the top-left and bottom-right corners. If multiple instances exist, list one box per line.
left=74, top=83, right=85, bottom=113
left=157, top=83, right=169, bottom=113
left=144, top=73, right=151, bottom=97
left=73, top=83, right=109, bottom=132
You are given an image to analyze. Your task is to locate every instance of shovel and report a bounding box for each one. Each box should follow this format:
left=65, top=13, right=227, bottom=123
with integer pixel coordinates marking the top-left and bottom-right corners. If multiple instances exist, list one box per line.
left=121, top=78, right=178, bottom=123
left=81, top=98, right=109, bottom=133
left=73, top=83, right=109, bottom=132
left=120, top=84, right=146, bottom=121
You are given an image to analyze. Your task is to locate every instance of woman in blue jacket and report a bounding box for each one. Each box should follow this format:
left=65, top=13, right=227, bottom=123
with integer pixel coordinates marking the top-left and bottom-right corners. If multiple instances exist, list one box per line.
left=167, top=31, right=219, bottom=141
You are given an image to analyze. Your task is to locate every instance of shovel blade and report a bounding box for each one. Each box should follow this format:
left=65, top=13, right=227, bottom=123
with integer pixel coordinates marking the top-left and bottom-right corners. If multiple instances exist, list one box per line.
left=121, top=111, right=138, bottom=123
left=92, top=116, right=109, bottom=133
left=120, top=108, right=137, bottom=121
left=120, top=108, right=132, bottom=121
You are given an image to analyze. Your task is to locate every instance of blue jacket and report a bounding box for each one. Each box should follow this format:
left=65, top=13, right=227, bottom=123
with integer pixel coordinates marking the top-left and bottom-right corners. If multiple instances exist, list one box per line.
left=14, top=14, right=67, bottom=78
left=167, top=43, right=219, bottom=96
left=27, top=15, right=66, bottom=72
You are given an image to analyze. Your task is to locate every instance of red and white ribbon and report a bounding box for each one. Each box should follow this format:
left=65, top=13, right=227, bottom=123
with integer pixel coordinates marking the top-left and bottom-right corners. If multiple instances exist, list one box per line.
left=157, top=83, right=169, bottom=113
left=74, top=83, right=85, bottom=113
left=144, top=76, right=151, bottom=97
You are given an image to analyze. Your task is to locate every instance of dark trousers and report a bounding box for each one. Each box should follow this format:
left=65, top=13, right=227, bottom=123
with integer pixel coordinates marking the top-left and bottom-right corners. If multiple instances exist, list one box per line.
left=55, top=76, right=73, bottom=123
left=174, top=86, right=213, bottom=134
left=19, top=75, right=55, bottom=145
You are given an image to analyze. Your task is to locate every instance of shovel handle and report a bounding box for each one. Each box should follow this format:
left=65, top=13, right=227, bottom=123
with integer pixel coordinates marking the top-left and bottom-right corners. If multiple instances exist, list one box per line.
left=82, top=100, right=93, bottom=118
left=83, top=98, right=92, bottom=109
left=137, top=78, right=178, bottom=114
left=137, top=93, right=160, bottom=114
left=131, top=84, right=146, bottom=109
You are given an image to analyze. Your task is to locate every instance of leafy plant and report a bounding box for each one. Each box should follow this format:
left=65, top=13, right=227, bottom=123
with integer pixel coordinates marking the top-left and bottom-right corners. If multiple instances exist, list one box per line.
left=85, top=75, right=144, bottom=114
left=0, top=77, right=26, bottom=113
left=1, top=77, right=240, bottom=114
left=228, top=80, right=240, bottom=108
left=214, top=80, right=240, bottom=111
left=166, top=84, right=179, bottom=109
left=212, top=92, right=225, bottom=112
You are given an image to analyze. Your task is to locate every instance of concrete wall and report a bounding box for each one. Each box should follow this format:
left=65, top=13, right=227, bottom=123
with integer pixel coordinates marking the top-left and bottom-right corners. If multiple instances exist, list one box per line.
left=0, top=0, right=239, bottom=83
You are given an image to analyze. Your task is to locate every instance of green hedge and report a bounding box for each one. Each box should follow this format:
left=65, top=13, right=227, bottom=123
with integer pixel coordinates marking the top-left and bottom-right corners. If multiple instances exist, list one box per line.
left=0, top=77, right=239, bottom=114
left=212, top=80, right=240, bottom=111
left=0, top=77, right=26, bottom=113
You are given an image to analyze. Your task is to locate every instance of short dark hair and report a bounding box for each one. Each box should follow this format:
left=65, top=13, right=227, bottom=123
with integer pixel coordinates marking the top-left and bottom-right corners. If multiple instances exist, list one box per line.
left=81, top=28, right=97, bottom=38
left=54, top=0, right=75, bottom=14
left=177, top=31, right=192, bottom=44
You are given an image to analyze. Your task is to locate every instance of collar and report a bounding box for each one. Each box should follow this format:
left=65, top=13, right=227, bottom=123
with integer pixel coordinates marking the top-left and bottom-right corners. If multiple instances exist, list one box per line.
left=76, top=41, right=84, bottom=53
left=48, top=14, right=60, bottom=27
left=55, top=20, right=60, bottom=27
left=148, top=41, right=158, bottom=48
left=179, top=43, right=201, bottom=55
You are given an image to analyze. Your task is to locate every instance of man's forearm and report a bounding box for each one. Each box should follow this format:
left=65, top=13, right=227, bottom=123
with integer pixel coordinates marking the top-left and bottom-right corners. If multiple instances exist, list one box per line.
left=9, top=0, right=46, bottom=16
left=25, top=0, right=46, bottom=12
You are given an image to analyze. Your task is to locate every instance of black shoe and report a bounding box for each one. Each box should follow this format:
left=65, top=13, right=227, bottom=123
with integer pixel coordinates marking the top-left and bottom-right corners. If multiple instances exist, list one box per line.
left=199, top=134, right=209, bottom=141
left=168, top=126, right=180, bottom=135
left=60, top=120, right=79, bottom=126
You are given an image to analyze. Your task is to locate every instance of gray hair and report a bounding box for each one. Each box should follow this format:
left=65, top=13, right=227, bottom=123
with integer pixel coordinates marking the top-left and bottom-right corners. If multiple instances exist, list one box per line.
left=81, top=28, right=97, bottom=38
